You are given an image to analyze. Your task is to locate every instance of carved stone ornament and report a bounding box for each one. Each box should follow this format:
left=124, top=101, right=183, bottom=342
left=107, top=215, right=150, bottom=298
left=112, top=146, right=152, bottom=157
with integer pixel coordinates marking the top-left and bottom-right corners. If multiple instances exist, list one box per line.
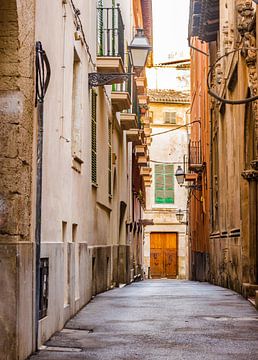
left=241, top=169, right=258, bottom=180
left=237, top=1, right=258, bottom=178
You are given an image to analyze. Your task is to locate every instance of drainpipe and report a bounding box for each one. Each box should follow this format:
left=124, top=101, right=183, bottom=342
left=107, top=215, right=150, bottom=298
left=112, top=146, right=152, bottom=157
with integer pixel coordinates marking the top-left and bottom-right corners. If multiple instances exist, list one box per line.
left=35, top=41, right=51, bottom=349
left=210, top=109, right=213, bottom=233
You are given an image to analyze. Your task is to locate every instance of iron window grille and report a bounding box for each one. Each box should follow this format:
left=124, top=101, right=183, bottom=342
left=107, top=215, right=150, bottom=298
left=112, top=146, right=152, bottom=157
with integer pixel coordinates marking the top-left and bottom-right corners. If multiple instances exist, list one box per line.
left=39, top=258, right=49, bottom=319
left=188, top=140, right=202, bottom=171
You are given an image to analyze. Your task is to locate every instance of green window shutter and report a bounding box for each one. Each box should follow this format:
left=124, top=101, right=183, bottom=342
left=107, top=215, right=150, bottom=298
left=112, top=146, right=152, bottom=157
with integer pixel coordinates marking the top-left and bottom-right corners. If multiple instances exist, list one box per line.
left=91, top=90, right=97, bottom=184
left=97, top=0, right=104, bottom=56
left=155, top=164, right=174, bottom=204
left=108, top=121, right=112, bottom=196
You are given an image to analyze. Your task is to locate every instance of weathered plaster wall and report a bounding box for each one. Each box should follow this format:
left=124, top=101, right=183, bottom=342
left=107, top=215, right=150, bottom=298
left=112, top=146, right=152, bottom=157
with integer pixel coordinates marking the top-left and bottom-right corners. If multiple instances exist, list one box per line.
left=143, top=100, right=189, bottom=279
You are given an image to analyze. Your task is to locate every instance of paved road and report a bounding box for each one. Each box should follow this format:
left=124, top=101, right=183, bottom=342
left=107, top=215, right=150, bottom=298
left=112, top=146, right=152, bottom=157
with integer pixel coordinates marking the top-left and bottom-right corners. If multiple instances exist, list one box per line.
left=30, top=280, right=258, bottom=360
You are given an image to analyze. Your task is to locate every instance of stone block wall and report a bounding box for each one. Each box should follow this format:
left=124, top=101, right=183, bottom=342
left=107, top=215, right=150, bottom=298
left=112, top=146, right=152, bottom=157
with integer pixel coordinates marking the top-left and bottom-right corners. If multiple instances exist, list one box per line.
left=0, top=0, right=35, bottom=358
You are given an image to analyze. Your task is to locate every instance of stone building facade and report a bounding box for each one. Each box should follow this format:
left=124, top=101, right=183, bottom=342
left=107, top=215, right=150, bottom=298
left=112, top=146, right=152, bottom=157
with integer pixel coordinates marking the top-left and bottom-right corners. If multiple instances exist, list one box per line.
left=188, top=0, right=258, bottom=298
left=143, top=86, right=190, bottom=280
left=0, top=0, right=152, bottom=358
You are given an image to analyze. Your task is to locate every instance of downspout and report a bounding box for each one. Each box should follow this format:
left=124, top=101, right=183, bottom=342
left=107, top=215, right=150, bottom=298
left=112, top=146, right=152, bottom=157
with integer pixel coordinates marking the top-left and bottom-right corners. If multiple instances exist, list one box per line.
left=35, top=41, right=51, bottom=349
left=210, top=110, right=213, bottom=234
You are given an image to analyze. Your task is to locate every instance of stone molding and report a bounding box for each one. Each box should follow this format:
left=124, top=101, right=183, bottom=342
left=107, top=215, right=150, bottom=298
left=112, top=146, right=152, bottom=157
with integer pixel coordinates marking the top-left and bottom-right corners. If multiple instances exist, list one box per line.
left=237, top=1, right=258, bottom=180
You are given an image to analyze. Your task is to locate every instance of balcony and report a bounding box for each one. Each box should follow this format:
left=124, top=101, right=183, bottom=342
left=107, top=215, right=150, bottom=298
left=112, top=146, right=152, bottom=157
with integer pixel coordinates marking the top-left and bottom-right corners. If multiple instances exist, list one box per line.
left=188, top=140, right=204, bottom=172
left=140, top=166, right=152, bottom=176
left=135, top=145, right=146, bottom=156
left=126, top=129, right=142, bottom=144
left=144, top=127, right=152, bottom=137
left=135, top=77, right=147, bottom=95
left=120, top=113, right=137, bottom=130
left=111, top=91, right=131, bottom=112
left=111, top=52, right=132, bottom=112
left=137, top=155, right=149, bottom=167
left=97, top=6, right=125, bottom=75
left=143, top=174, right=152, bottom=187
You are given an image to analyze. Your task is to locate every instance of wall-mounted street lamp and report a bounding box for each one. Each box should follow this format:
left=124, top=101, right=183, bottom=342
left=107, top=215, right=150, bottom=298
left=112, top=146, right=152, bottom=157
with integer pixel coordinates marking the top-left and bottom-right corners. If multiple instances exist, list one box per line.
left=175, top=165, right=202, bottom=190
left=128, top=28, right=152, bottom=76
left=175, top=165, right=185, bottom=186
left=89, top=28, right=151, bottom=87
left=176, top=209, right=188, bottom=225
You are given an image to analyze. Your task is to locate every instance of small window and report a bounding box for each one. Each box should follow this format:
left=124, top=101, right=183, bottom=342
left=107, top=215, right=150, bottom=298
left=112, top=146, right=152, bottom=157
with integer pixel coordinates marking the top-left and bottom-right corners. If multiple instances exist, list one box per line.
left=72, top=223, right=78, bottom=242
left=163, top=111, right=176, bottom=124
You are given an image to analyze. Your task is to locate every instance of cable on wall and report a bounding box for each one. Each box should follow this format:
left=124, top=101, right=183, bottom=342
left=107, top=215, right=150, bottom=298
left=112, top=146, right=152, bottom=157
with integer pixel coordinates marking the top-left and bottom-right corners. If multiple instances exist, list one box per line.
left=149, top=120, right=201, bottom=137
left=69, top=0, right=95, bottom=68
left=207, top=47, right=258, bottom=105
left=150, top=160, right=185, bottom=164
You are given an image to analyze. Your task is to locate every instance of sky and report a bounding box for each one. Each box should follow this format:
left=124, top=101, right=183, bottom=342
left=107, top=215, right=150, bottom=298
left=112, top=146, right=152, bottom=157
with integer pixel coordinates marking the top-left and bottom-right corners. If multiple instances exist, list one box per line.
left=152, top=0, right=190, bottom=64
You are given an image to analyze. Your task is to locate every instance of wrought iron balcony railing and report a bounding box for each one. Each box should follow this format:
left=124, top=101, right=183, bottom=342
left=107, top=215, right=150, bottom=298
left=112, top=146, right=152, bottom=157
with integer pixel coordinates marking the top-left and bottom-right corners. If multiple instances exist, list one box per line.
left=97, top=6, right=125, bottom=63
left=188, top=140, right=203, bottom=172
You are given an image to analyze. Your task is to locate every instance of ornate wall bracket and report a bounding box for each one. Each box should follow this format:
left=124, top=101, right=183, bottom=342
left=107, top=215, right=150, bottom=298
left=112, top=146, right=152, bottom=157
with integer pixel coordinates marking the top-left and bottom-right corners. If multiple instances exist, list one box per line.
left=89, top=72, right=133, bottom=87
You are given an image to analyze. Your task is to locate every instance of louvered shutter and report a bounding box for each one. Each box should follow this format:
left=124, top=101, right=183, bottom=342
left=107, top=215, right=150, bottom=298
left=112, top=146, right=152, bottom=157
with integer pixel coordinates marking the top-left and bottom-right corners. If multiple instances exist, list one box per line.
left=155, top=164, right=174, bottom=204
left=108, top=121, right=112, bottom=196
left=91, top=90, right=97, bottom=184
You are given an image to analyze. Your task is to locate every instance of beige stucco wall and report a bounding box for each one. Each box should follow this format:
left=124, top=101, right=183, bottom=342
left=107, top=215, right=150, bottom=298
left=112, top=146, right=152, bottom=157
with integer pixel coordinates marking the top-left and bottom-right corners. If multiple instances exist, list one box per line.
left=0, top=0, right=146, bottom=357
left=35, top=0, right=137, bottom=347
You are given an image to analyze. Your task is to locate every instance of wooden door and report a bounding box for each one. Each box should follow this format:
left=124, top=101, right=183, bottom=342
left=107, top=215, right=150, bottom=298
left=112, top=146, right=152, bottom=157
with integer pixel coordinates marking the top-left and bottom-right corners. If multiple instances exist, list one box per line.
left=150, top=233, right=177, bottom=278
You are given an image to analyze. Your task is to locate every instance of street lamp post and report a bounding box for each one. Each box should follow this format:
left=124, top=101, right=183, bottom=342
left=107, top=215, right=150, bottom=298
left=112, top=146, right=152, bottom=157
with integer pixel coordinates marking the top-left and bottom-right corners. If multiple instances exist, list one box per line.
left=175, top=165, right=185, bottom=186
left=128, top=28, right=152, bottom=76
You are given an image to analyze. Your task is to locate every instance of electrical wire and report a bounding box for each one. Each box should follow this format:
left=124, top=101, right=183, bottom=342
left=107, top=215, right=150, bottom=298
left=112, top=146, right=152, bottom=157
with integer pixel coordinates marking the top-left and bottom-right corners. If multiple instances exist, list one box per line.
left=191, top=190, right=202, bottom=202
left=69, top=0, right=95, bottom=68
left=149, top=120, right=201, bottom=137
left=207, top=46, right=258, bottom=105
left=149, top=160, right=185, bottom=164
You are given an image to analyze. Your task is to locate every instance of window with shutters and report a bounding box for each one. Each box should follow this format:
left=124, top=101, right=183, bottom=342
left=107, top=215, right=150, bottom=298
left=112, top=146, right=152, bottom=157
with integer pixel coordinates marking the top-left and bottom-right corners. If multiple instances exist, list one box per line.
left=108, top=121, right=112, bottom=196
left=71, top=50, right=82, bottom=161
left=155, top=164, right=174, bottom=204
left=163, top=111, right=176, bottom=124
left=91, top=89, right=97, bottom=185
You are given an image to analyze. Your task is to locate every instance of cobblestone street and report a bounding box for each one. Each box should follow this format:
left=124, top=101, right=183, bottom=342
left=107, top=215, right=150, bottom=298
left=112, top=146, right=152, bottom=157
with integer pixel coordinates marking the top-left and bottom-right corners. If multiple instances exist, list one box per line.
left=29, top=280, right=258, bottom=360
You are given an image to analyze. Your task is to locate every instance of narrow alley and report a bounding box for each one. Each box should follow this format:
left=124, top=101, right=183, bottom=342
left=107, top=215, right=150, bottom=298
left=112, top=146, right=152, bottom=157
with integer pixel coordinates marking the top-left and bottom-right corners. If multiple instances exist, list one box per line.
left=1, top=0, right=258, bottom=359
left=30, top=280, right=258, bottom=360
